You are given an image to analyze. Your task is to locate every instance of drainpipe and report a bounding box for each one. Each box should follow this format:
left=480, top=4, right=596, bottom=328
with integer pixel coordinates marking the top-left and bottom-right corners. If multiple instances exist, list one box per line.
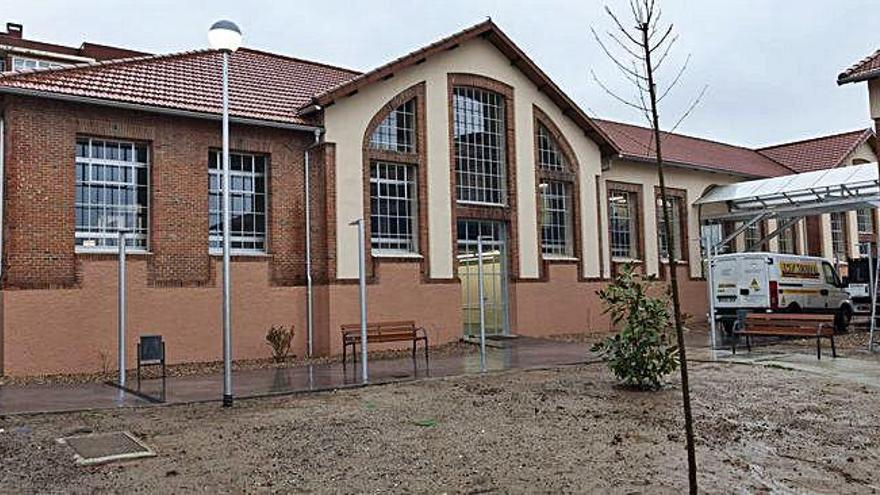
left=304, top=126, right=322, bottom=357
left=0, top=116, right=4, bottom=283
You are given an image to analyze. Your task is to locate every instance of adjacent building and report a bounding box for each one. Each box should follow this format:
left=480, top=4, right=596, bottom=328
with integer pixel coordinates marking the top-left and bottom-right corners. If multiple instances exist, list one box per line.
left=0, top=20, right=875, bottom=376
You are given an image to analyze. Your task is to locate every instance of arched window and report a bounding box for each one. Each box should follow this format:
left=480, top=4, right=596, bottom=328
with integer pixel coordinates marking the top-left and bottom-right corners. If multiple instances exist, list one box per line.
left=362, top=85, right=425, bottom=257
left=369, top=98, right=416, bottom=153
left=534, top=116, right=578, bottom=259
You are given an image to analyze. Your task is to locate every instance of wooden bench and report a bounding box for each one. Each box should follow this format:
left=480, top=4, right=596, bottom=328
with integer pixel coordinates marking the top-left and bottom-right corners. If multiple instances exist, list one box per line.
left=341, top=320, right=429, bottom=366
left=732, top=313, right=837, bottom=359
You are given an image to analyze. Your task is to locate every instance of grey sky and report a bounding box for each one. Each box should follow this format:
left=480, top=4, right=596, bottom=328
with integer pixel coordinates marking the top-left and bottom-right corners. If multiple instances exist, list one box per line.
left=6, top=0, right=880, bottom=147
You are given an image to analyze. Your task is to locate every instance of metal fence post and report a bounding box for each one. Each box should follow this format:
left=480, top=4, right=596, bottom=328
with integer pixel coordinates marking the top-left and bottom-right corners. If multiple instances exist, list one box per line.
left=351, top=218, right=369, bottom=383
left=477, top=235, right=487, bottom=373
left=118, top=230, right=127, bottom=388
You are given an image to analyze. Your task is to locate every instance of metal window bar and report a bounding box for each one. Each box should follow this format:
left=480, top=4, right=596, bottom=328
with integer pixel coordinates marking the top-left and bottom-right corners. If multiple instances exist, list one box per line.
left=208, top=151, right=267, bottom=252
left=609, top=190, right=636, bottom=259
left=369, top=99, right=416, bottom=153
left=453, top=87, right=506, bottom=205
left=540, top=180, right=573, bottom=257
left=369, top=161, right=417, bottom=253
left=537, top=124, right=565, bottom=171
left=75, top=138, right=149, bottom=250
left=656, top=196, right=682, bottom=260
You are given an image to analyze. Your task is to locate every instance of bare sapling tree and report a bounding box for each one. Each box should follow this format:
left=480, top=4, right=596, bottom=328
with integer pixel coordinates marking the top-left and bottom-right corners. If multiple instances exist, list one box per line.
left=591, top=1, right=706, bottom=493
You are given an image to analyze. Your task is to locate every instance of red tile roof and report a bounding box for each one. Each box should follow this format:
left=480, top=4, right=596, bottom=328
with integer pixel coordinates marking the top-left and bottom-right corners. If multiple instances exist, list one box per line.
left=593, top=119, right=795, bottom=178
left=756, top=129, right=874, bottom=172
left=0, top=48, right=360, bottom=126
left=838, top=49, right=880, bottom=84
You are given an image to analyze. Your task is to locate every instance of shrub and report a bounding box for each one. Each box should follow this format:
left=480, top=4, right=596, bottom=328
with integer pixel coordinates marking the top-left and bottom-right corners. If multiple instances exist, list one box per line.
left=591, top=264, right=679, bottom=390
left=265, top=325, right=295, bottom=363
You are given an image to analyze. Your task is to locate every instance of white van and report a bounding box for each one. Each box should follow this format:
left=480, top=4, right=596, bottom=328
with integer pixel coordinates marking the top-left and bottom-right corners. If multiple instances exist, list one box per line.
left=712, top=252, right=853, bottom=332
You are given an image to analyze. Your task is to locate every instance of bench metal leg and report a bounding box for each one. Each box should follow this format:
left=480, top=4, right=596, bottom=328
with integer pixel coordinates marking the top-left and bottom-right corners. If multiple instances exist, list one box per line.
left=412, top=338, right=417, bottom=363
left=817, top=336, right=821, bottom=360
left=423, top=336, right=429, bottom=368
left=746, top=335, right=751, bottom=353
left=830, top=336, right=837, bottom=358
left=342, top=341, right=347, bottom=369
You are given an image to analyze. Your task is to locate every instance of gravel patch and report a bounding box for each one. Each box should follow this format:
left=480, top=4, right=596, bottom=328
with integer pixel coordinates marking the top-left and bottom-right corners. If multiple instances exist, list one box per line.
left=1, top=361, right=878, bottom=493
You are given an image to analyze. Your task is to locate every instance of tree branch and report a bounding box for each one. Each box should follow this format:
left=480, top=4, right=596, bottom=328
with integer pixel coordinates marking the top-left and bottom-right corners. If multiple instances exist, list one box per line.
left=650, top=24, right=674, bottom=53
left=657, top=53, right=691, bottom=103
left=666, top=84, right=709, bottom=135
left=591, top=27, right=650, bottom=82
left=607, top=5, right=642, bottom=45
left=591, top=70, right=650, bottom=112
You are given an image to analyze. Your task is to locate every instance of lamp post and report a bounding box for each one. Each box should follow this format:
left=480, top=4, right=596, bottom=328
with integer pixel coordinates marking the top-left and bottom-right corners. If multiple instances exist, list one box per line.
left=209, top=20, right=242, bottom=408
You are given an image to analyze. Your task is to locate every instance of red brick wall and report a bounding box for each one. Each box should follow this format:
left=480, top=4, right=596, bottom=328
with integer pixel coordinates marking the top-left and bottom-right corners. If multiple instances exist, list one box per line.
left=1, top=95, right=320, bottom=289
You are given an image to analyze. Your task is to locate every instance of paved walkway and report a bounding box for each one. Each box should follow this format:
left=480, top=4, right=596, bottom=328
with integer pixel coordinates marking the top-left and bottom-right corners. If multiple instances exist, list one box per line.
left=0, top=337, right=588, bottom=415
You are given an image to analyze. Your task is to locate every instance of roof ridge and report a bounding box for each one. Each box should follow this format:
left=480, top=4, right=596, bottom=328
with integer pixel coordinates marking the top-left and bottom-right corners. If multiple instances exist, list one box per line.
left=237, top=47, right=362, bottom=75
left=306, top=18, right=495, bottom=106
left=0, top=49, right=212, bottom=80
left=756, top=128, right=873, bottom=151
left=592, top=117, right=762, bottom=153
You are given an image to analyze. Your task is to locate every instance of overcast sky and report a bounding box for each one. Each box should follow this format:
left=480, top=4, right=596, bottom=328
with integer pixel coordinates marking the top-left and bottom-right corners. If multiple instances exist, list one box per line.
left=6, top=0, right=880, bottom=147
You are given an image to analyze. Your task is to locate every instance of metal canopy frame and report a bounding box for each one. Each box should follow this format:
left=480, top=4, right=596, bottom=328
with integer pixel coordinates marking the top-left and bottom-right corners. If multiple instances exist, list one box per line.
left=696, top=163, right=880, bottom=353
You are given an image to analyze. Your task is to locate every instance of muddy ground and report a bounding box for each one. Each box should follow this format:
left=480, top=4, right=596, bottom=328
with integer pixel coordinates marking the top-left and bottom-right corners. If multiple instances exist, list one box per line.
left=1, top=361, right=878, bottom=494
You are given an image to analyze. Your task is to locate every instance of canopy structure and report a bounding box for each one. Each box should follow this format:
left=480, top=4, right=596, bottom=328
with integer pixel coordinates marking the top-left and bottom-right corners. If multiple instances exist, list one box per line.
left=695, top=162, right=880, bottom=353
left=697, top=162, right=880, bottom=222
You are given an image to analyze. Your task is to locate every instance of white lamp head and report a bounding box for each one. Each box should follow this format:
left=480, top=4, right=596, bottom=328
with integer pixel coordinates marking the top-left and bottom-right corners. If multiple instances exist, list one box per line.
left=208, top=20, right=242, bottom=53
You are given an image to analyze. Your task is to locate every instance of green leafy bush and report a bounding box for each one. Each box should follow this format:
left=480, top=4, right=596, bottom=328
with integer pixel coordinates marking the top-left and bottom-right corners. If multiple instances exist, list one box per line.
left=265, top=325, right=295, bottom=363
left=591, top=264, right=679, bottom=390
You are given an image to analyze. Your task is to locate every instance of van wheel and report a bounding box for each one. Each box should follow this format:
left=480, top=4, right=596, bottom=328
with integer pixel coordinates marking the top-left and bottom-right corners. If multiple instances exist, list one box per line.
left=834, top=307, right=852, bottom=334
left=786, top=303, right=801, bottom=313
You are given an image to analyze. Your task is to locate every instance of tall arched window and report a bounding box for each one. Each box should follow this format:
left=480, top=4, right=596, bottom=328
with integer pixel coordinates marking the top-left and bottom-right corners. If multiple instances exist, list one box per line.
left=534, top=112, right=578, bottom=259
left=362, top=84, right=426, bottom=259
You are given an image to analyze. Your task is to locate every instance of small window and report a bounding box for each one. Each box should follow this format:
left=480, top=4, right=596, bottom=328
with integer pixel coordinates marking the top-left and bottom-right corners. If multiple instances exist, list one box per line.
left=369, top=99, right=416, bottom=153
left=11, top=56, right=68, bottom=71
left=777, top=224, right=797, bottom=254
left=453, top=86, right=506, bottom=205
left=540, top=181, right=573, bottom=257
left=536, top=124, right=565, bottom=171
left=656, top=195, right=684, bottom=261
left=609, top=189, right=638, bottom=260
left=75, top=137, right=149, bottom=250
left=208, top=151, right=267, bottom=253
left=829, top=212, right=847, bottom=261
left=822, top=262, right=840, bottom=286
left=743, top=222, right=763, bottom=251
left=370, top=162, right=417, bottom=254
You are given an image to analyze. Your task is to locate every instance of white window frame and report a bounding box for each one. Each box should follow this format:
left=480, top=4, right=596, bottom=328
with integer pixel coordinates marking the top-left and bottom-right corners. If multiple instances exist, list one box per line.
left=369, top=161, right=418, bottom=255
left=656, top=195, right=683, bottom=262
left=829, top=212, right=847, bottom=261
left=208, top=151, right=268, bottom=255
left=75, top=137, right=150, bottom=252
left=452, top=86, right=507, bottom=206
left=609, top=189, right=639, bottom=261
left=540, top=180, right=573, bottom=258
left=369, top=99, right=416, bottom=153
left=11, top=56, right=69, bottom=71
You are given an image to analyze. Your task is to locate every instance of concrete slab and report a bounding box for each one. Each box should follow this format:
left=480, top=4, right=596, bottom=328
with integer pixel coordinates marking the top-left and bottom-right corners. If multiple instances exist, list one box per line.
left=0, top=337, right=589, bottom=415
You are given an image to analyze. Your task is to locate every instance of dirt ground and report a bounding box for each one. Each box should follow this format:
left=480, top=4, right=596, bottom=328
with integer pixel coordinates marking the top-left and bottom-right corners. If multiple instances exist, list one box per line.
left=1, top=361, right=879, bottom=494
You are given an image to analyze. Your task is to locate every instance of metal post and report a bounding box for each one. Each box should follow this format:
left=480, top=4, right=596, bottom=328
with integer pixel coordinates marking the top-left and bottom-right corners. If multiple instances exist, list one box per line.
left=351, top=218, right=368, bottom=383
left=221, top=50, right=233, bottom=407
left=477, top=236, right=487, bottom=373
left=305, top=129, right=321, bottom=358
left=704, top=235, right=718, bottom=352
left=117, top=230, right=127, bottom=388
left=870, top=243, right=878, bottom=352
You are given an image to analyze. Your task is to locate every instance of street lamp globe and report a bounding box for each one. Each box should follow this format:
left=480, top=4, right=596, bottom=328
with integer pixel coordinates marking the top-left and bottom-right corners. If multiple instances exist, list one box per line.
left=208, top=20, right=242, bottom=52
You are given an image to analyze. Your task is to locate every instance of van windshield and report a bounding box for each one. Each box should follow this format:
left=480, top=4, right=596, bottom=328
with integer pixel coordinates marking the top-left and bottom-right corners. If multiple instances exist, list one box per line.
left=822, top=263, right=839, bottom=286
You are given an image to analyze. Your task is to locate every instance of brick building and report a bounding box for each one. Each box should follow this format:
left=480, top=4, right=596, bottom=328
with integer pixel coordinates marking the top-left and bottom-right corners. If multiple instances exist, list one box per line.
left=0, top=20, right=876, bottom=376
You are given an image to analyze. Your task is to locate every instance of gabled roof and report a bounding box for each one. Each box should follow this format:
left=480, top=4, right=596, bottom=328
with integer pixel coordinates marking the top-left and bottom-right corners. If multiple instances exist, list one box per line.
left=838, top=49, right=880, bottom=84
left=304, top=19, right=617, bottom=152
left=593, top=119, right=795, bottom=178
left=757, top=129, right=875, bottom=173
left=0, top=48, right=360, bottom=127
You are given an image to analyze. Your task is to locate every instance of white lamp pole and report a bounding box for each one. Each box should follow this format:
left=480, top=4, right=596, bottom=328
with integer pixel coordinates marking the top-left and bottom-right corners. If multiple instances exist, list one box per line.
left=209, top=20, right=242, bottom=408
